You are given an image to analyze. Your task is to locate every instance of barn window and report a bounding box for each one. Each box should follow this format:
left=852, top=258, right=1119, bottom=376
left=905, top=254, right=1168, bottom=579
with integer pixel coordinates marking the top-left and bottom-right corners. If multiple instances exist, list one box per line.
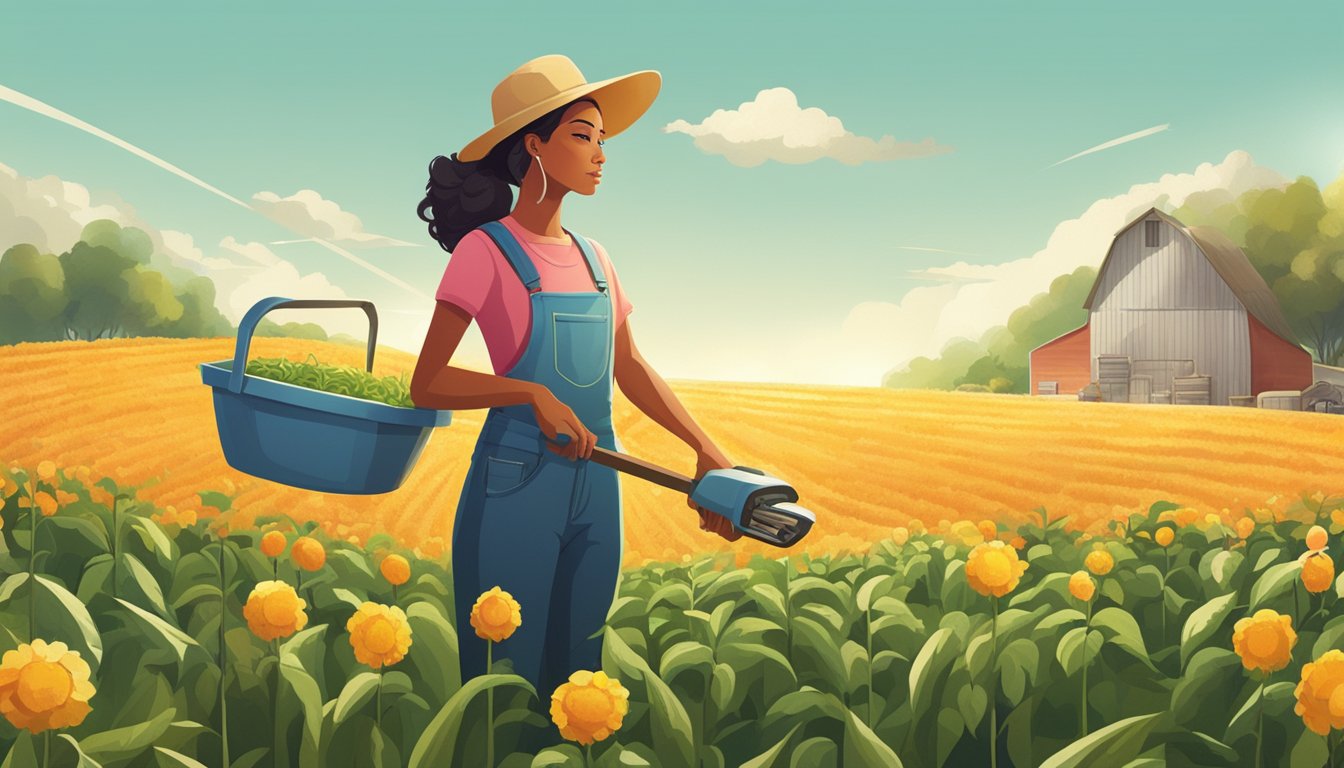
left=1145, top=220, right=1161, bottom=247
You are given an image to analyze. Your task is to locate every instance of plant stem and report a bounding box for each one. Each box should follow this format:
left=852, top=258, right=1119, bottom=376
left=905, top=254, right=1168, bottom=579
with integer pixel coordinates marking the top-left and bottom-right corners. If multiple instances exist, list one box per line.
left=220, top=539, right=230, bottom=768
left=488, top=639, right=495, bottom=768
left=112, top=494, right=119, bottom=600
left=274, top=638, right=282, bottom=766
left=43, top=730, right=49, bottom=768
left=586, top=743, right=594, bottom=768
left=1082, top=599, right=1091, bottom=737
left=377, top=666, right=384, bottom=731
left=393, top=584, right=398, bottom=605
left=28, top=472, right=37, bottom=642
left=990, top=596, right=999, bottom=768
left=1254, top=677, right=1265, bottom=768
left=866, top=604, right=874, bottom=729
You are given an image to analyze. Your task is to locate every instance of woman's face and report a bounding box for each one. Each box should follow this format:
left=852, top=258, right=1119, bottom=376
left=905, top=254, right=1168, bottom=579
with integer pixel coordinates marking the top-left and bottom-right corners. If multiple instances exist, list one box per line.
left=528, top=101, right=605, bottom=197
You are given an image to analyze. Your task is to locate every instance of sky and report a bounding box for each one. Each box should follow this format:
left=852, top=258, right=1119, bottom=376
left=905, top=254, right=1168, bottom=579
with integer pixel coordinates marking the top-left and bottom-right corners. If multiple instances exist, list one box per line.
left=2, top=1, right=1342, bottom=385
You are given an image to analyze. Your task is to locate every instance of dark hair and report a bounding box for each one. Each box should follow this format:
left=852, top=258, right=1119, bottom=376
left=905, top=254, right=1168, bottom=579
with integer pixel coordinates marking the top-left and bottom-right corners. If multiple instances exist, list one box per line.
left=418, top=97, right=602, bottom=252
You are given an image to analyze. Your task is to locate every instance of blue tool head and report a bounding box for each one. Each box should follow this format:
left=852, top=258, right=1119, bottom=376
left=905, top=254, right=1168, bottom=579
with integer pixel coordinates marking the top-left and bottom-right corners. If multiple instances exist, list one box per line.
left=691, top=466, right=815, bottom=547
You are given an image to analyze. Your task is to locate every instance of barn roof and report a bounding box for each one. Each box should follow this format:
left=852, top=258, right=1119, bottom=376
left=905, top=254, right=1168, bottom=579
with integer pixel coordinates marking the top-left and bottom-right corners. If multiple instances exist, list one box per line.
left=1082, top=207, right=1299, bottom=345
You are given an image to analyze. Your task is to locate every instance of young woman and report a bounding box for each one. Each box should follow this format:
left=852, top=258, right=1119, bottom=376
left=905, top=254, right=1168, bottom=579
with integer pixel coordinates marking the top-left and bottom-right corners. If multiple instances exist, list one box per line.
left=411, top=54, right=742, bottom=702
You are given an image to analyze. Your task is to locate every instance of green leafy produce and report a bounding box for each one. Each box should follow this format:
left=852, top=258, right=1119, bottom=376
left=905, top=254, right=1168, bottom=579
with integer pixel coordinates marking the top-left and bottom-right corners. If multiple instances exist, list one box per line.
left=244, top=353, right=415, bottom=407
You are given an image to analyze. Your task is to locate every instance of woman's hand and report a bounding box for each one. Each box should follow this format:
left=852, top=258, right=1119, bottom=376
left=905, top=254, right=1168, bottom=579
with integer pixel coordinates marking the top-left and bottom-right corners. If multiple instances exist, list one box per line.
left=532, top=388, right=597, bottom=460
left=691, top=446, right=743, bottom=542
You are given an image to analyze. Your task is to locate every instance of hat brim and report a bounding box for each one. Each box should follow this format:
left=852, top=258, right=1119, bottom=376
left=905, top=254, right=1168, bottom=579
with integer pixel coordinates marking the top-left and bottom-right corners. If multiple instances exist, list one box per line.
left=457, top=69, right=662, bottom=163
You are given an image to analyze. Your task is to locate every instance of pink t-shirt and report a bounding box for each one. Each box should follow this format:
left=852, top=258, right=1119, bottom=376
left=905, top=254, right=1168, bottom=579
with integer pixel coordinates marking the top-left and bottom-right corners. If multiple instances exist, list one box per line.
left=435, top=215, right=634, bottom=376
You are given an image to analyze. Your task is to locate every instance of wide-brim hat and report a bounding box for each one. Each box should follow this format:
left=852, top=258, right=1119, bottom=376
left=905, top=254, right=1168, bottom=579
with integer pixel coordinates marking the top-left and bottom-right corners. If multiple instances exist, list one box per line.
left=457, top=54, right=662, bottom=163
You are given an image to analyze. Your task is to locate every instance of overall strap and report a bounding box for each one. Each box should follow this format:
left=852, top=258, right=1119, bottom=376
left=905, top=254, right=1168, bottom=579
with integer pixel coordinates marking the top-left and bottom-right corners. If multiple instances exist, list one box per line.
left=478, top=220, right=541, bottom=292
left=565, top=229, right=608, bottom=293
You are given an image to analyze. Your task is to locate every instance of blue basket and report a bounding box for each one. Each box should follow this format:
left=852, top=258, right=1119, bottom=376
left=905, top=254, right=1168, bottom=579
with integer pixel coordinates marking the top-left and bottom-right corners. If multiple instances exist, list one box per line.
left=199, top=297, right=452, bottom=494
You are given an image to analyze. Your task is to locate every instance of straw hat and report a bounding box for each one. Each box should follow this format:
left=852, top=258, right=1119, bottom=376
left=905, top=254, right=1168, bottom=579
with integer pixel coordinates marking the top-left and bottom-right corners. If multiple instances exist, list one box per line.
left=456, top=54, right=662, bottom=163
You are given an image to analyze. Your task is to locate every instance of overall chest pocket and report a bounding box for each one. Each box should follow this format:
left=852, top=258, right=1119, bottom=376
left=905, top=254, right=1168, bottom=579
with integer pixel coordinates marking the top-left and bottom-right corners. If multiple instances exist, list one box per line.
left=482, top=443, right=544, bottom=497
left=551, top=312, right=611, bottom=388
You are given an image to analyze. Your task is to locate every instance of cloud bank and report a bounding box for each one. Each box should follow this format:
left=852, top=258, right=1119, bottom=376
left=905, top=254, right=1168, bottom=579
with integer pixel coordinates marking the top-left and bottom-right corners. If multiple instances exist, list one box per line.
left=664, top=87, right=953, bottom=167
left=784, top=150, right=1288, bottom=386
left=252, top=189, right=418, bottom=248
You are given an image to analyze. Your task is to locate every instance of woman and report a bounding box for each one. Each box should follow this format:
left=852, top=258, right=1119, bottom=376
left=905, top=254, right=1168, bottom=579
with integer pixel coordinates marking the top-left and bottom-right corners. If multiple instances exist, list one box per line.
left=410, top=54, right=742, bottom=702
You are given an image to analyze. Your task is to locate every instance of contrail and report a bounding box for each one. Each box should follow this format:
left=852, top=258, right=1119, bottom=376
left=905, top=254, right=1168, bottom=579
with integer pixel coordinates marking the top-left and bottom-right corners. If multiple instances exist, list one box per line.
left=1049, top=124, right=1170, bottom=168
left=0, top=83, right=431, bottom=301
left=895, top=245, right=984, bottom=257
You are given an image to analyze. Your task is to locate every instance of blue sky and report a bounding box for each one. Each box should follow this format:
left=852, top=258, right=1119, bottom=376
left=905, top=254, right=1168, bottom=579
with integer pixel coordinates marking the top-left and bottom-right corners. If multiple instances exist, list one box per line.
left=3, top=1, right=1341, bottom=384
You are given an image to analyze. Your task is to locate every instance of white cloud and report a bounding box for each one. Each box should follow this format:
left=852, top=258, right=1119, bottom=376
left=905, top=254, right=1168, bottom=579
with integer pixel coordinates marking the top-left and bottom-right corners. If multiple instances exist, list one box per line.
left=663, top=87, right=953, bottom=167
left=252, top=189, right=419, bottom=248
left=778, top=150, right=1289, bottom=386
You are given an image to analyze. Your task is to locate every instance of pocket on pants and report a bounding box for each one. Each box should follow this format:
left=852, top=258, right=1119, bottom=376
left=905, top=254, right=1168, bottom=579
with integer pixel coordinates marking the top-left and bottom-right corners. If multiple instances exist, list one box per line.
left=482, top=443, right=544, bottom=497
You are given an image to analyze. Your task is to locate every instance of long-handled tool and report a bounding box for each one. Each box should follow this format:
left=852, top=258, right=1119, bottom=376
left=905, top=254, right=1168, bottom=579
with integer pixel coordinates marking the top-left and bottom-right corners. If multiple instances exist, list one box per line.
left=551, top=434, right=814, bottom=547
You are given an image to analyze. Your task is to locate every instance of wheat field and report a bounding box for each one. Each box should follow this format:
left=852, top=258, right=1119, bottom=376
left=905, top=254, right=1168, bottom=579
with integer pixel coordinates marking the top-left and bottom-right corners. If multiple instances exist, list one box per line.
left=3, top=337, right=1343, bottom=569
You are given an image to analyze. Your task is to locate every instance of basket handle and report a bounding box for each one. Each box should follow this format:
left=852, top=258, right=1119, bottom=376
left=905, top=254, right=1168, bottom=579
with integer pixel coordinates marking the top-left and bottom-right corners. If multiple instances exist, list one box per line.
left=228, top=297, right=379, bottom=395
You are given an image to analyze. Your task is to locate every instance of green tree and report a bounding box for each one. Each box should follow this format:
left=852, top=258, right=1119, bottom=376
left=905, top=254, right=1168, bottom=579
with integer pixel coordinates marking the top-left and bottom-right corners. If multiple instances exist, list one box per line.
left=0, top=244, right=67, bottom=343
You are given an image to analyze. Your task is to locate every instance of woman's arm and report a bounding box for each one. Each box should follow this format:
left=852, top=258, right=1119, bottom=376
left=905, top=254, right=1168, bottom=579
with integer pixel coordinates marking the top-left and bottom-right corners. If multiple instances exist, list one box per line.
left=412, top=300, right=597, bottom=460
left=410, top=300, right=543, bottom=410
left=613, top=318, right=742, bottom=541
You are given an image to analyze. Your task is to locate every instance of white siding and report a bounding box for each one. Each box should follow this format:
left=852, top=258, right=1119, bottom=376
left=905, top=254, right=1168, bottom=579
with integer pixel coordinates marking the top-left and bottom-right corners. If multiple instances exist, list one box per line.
left=1089, top=218, right=1252, bottom=406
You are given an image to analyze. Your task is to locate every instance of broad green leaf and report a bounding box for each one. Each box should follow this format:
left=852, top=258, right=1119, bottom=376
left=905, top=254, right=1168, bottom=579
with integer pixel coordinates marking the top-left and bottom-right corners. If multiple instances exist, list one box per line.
left=35, top=574, right=103, bottom=665
left=1180, top=591, right=1236, bottom=668
left=739, top=723, right=803, bottom=768
left=407, top=674, right=537, bottom=767
left=1092, top=607, right=1153, bottom=668
left=1248, top=562, right=1301, bottom=610
left=334, top=671, right=382, bottom=725
left=1038, top=712, right=1165, bottom=768
left=80, top=707, right=176, bottom=763
left=114, top=597, right=200, bottom=663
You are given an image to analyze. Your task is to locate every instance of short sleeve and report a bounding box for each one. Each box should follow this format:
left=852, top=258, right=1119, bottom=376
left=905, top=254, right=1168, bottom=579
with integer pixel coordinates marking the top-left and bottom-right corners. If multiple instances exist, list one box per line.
left=434, top=230, right=497, bottom=316
left=591, top=240, right=633, bottom=329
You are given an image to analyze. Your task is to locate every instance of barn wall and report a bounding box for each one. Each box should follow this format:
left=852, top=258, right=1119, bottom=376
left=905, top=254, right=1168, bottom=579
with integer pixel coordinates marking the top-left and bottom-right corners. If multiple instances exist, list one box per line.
left=1249, top=313, right=1314, bottom=394
left=1089, top=218, right=1251, bottom=405
left=1030, top=323, right=1091, bottom=394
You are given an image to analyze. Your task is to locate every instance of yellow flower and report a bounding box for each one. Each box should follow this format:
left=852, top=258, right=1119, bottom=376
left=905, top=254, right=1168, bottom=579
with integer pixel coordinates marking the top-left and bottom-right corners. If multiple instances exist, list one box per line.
left=0, top=639, right=96, bottom=733
left=2, top=476, right=16, bottom=499
left=908, top=519, right=926, bottom=535
left=1302, top=553, right=1334, bottom=594
left=1009, top=536, right=1027, bottom=550
left=74, top=466, right=90, bottom=484
left=891, top=527, right=910, bottom=546
left=470, top=586, right=522, bottom=643
left=1084, top=548, right=1114, bottom=576
left=414, top=536, right=445, bottom=561
left=291, top=536, right=326, bottom=572
left=1296, top=649, right=1344, bottom=735
left=1233, top=609, right=1297, bottom=674
left=346, top=602, right=412, bottom=669
left=1237, top=517, right=1255, bottom=539
left=1155, top=527, right=1175, bottom=548
left=1307, top=525, right=1329, bottom=553
left=380, top=554, right=411, bottom=586
left=550, top=669, right=630, bottom=746
left=242, top=581, right=309, bottom=642
left=977, top=519, right=997, bottom=542
left=34, top=492, right=57, bottom=517
left=949, top=520, right=983, bottom=547
left=1176, top=507, right=1199, bottom=528
left=177, top=508, right=197, bottom=526
left=260, top=531, right=287, bottom=558
left=55, top=490, right=78, bottom=507
left=154, top=506, right=179, bottom=526
left=36, top=461, right=56, bottom=482
left=965, top=541, right=1029, bottom=598
left=1068, top=570, right=1095, bottom=602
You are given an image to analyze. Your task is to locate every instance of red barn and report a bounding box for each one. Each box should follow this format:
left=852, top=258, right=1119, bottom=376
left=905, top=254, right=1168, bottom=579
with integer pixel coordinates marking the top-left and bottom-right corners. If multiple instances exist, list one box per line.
left=1030, top=208, right=1312, bottom=405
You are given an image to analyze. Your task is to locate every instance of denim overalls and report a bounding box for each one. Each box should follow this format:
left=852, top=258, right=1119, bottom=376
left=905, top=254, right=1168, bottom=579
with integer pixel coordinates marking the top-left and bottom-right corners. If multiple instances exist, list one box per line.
left=451, top=219, right=625, bottom=700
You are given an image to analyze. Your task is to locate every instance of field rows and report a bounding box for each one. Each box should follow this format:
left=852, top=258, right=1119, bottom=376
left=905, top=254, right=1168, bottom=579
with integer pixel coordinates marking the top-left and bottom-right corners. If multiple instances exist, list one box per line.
left=3, top=338, right=1344, bottom=568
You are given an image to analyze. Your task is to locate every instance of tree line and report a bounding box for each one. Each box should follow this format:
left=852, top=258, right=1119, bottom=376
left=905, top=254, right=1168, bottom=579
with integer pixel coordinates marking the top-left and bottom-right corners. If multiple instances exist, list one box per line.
left=0, top=219, right=348, bottom=346
left=886, top=172, right=1344, bottom=392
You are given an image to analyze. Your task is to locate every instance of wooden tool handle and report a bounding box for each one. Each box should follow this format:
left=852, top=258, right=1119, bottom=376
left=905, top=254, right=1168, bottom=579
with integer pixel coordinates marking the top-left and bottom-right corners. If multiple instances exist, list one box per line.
left=585, top=446, right=695, bottom=494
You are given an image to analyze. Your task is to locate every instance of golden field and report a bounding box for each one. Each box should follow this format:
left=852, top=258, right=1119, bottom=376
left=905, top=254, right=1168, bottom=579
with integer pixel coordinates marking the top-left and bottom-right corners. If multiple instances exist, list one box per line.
left=3, top=336, right=1343, bottom=569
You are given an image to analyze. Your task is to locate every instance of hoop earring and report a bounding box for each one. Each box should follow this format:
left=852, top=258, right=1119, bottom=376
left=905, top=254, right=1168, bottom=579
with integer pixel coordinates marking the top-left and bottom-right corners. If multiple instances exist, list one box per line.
left=534, top=155, right=547, bottom=204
